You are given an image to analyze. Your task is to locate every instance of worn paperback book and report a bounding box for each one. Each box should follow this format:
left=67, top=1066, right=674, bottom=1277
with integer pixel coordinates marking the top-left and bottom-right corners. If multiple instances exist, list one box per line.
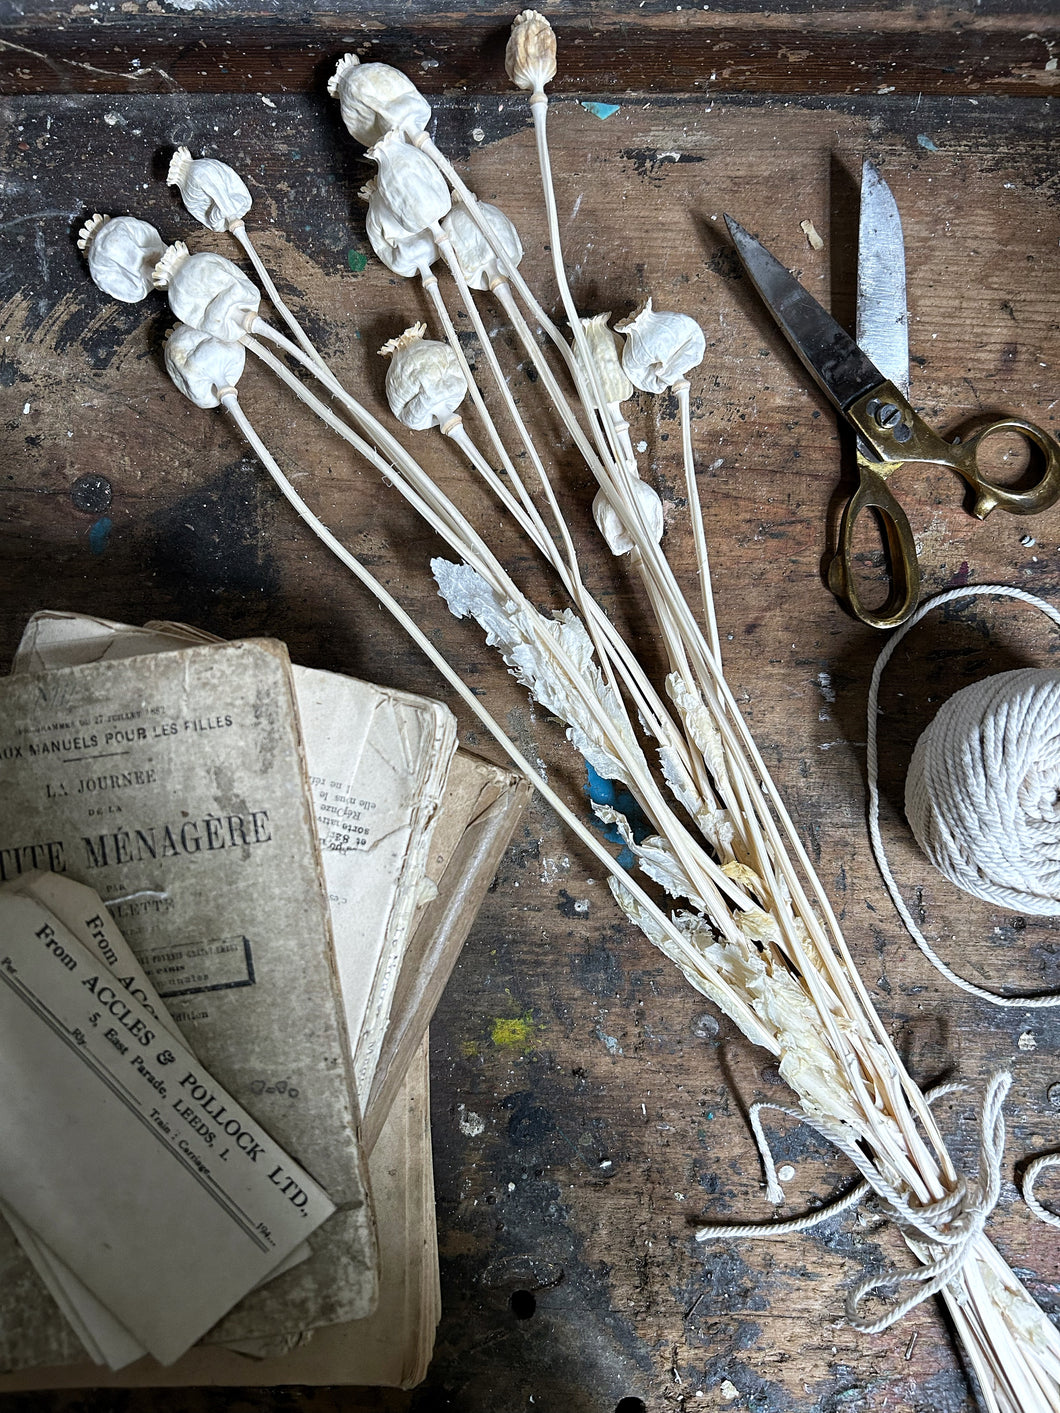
left=0, top=636, right=377, bottom=1372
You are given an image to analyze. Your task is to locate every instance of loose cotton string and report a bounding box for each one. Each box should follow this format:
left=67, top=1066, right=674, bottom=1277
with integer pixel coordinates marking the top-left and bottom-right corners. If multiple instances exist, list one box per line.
left=695, top=1076, right=1013, bottom=1335
left=866, top=584, right=1060, bottom=1008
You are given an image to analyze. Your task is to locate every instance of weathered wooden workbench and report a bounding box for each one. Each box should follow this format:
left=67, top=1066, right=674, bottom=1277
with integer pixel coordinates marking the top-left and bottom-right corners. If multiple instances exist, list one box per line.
left=1, top=3, right=1059, bottom=1409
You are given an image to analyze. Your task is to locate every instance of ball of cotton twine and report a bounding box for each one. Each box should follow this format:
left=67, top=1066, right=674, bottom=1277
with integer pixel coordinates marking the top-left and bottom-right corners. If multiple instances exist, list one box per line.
left=905, top=666, right=1060, bottom=915
left=867, top=584, right=1060, bottom=1007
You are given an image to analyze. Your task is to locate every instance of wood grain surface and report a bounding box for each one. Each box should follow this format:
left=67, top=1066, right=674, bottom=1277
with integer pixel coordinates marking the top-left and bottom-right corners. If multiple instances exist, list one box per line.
left=1, top=72, right=1059, bottom=1413
left=2, top=0, right=1060, bottom=97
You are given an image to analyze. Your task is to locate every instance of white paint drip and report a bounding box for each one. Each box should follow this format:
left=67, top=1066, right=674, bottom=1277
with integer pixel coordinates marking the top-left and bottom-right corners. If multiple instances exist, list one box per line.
left=457, top=1104, right=486, bottom=1137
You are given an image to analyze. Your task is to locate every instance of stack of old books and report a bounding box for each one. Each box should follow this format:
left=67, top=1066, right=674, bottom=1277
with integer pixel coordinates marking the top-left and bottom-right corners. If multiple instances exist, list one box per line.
left=0, top=611, right=529, bottom=1391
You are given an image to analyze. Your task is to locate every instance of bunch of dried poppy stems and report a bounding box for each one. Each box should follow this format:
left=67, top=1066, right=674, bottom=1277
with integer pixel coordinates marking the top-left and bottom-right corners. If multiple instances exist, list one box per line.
left=78, top=12, right=1060, bottom=1408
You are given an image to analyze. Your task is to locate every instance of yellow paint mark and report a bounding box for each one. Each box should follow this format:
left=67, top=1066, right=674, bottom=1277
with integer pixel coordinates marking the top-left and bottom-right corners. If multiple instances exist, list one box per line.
left=491, top=1013, right=537, bottom=1049
left=461, top=1039, right=480, bottom=1058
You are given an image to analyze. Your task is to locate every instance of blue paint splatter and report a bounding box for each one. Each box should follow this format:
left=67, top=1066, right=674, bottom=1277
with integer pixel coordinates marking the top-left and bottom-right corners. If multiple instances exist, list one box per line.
left=584, top=763, right=653, bottom=867
left=916, top=133, right=939, bottom=151
left=88, top=517, right=112, bottom=554
left=580, top=101, right=620, bottom=121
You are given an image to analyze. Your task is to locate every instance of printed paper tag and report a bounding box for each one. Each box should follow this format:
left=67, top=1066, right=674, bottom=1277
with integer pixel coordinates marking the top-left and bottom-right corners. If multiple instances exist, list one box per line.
left=0, top=893, right=335, bottom=1365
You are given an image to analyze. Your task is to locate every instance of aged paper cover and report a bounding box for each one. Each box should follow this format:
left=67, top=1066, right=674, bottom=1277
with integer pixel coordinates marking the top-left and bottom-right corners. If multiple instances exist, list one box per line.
left=0, top=640, right=376, bottom=1371
left=12, top=611, right=459, bottom=1101
left=0, top=894, right=335, bottom=1366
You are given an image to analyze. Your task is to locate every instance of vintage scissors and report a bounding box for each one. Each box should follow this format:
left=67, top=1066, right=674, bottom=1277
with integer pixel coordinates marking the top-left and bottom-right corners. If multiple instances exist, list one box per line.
left=725, top=164, right=1060, bottom=629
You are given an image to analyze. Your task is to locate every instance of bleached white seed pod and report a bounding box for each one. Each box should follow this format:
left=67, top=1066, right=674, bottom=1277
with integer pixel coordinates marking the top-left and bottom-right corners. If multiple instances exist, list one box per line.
left=380, top=324, right=467, bottom=431
left=505, top=9, right=557, bottom=93
left=615, top=298, right=706, bottom=394
left=167, top=147, right=252, bottom=232
left=164, top=322, right=246, bottom=409
left=576, top=313, right=633, bottom=405
left=153, top=243, right=261, bottom=343
left=440, top=202, right=523, bottom=290
left=77, top=213, right=167, bottom=303
left=366, top=194, right=439, bottom=277
left=363, top=181, right=417, bottom=244
left=328, top=53, right=432, bottom=147
left=368, top=130, right=452, bottom=236
left=592, top=478, right=664, bottom=556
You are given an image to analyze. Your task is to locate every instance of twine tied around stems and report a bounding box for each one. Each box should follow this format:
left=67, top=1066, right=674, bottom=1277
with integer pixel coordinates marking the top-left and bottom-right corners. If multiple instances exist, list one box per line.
left=696, top=1074, right=1012, bottom=1334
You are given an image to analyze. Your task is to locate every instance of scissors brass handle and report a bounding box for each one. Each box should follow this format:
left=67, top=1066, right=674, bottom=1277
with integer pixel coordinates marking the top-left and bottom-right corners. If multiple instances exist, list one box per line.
left=846, top=383, right=1060, bottom=521
left=827, top=458, right=921, bottom=630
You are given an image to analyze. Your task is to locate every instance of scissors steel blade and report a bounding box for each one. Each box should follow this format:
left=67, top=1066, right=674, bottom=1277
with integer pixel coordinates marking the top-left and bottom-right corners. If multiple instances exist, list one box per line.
left=724, top=215, right=884, bottom=414
left=857, top=162, right=910, bottom=400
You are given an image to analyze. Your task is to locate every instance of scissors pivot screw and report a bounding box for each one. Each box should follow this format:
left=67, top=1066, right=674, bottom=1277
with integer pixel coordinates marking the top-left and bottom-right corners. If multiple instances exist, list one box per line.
left=867, top=397, right=913, bottom=444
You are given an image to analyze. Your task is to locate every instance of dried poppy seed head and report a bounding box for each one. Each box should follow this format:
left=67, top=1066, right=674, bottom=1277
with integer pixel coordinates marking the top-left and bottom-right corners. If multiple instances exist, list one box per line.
left=329, top=52, right=432, bottom=147
left=381, top=324, right=468, bottom=431
left=615, top=298, right=706, bottom=394
left=505, top=9, right=557, bottom=95
left=441, top=202, right=523, bottom=290
left=592, top=479, right=664, bottom=556
left=155, top=245, right=261, bottom=343
left=367, top=130, right=452, bottom=236
left=576, top=312, right=633, bottom=406
left=78, top=213, right=167, bottom=303
left=167, top=146, right=252, bottom=232
left=366, top=194, right=439, bottom=276
left=164, top=322, right=246, bottom=409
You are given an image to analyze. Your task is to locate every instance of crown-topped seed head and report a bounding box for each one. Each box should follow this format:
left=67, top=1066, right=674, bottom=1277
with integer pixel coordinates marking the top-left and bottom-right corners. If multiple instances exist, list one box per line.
left=164, top=322, right=246, bottom=408
left=328, top=53, right=432, bottom=146
left=367, top=130, right=452, bottom=236
left=576, top=312, right=633, bottom=406
left=441, top=202, right=523, bottom=290
left=505, top=9, right=557, bottom=94
left=167, top=147, right=252, bottom=232
left=155, top=245, right=260, bottom=342
left=78, top=214, right=167, bottom=303
left=380, top=324, right=468, bottom=431
left=615, top=298, right=706, bottom=394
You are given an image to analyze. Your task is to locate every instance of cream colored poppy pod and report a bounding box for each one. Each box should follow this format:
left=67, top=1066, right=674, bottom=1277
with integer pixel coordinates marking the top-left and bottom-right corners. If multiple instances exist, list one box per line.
left=328, top=53, right=432, bottom=147
left=592, top=479, right=664, bottom=555
left=505, top=9, right=557, bottom=94
left=615, top=298, right=705, bottom=394
left=366, top=201, right=439, bottom=278
left=167, top=147, right=252, bottom=232
left=576, top=312, right=633, bottom=405
left=367, top=130, right=452, bottom=237
left=440, top=202, right=523, bottom=290
left=77, top=213, right=167, bottom=303
left=153, top=242, right=260, bottom=342
left=380, top=324, right=467, bottom=431
left=164, top=322, right=246, bottom=409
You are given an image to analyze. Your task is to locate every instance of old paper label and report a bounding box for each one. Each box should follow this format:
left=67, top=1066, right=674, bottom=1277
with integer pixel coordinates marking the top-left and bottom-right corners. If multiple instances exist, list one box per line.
left=0, top=895, right=335, bottom=1366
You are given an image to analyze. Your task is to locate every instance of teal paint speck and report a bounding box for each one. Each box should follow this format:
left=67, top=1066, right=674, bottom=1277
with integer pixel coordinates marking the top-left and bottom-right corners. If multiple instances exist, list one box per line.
left=584, top=763, right=652, bottom=867
left=916, top=134, right=939, bottom=151
left=580, top=101, right=620, bottom=120
left=347, top=249, right=368, bottom=273
left=89, top=517, right=112, bottom=554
